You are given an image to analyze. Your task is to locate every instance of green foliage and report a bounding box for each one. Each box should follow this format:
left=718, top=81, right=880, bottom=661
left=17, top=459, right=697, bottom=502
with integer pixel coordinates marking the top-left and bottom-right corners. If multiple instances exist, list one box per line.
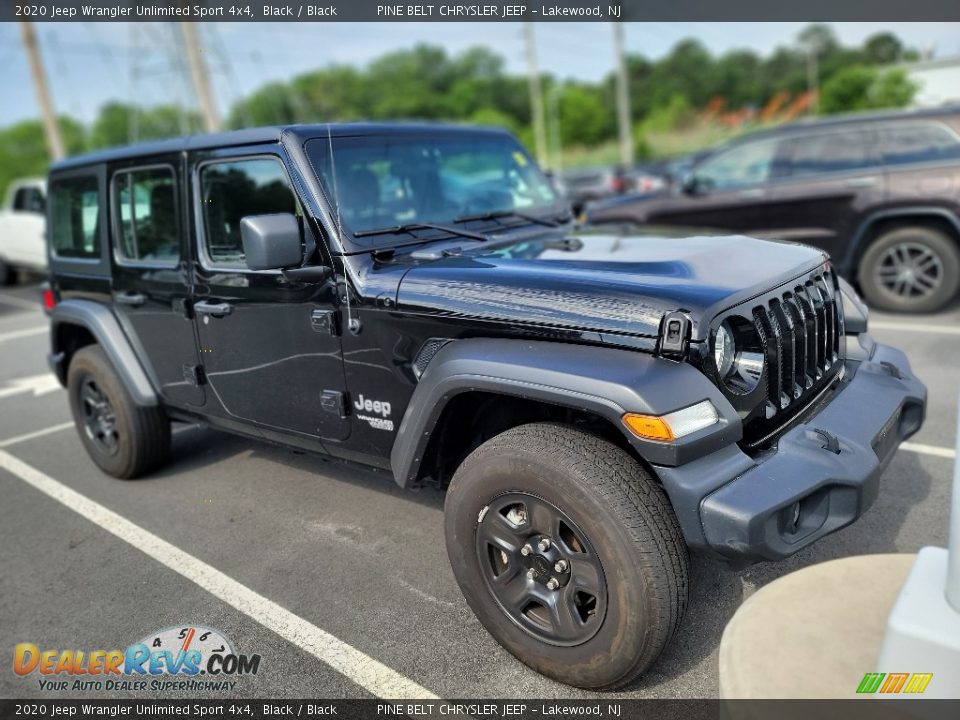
left=820, top=66, right=917, bottom=113
left=0, top=24, right=927, bottom=198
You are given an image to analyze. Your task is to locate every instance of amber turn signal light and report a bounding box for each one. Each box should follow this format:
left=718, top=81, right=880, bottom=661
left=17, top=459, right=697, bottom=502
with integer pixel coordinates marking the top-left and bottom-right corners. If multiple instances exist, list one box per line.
left=621, top=413, right=675, bottom=441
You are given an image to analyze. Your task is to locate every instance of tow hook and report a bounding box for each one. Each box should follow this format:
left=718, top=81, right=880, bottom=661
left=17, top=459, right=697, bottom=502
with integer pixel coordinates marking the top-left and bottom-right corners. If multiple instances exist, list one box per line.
left=812, top=428, right=841, bottom=454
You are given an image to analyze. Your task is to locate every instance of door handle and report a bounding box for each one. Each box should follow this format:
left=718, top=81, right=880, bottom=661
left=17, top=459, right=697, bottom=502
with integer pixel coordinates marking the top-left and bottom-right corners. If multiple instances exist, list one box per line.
left=738, top=188, right=765, bottom=199
left=114, top=292, right=145, bottom=307
left=845, top=176, right=878, bottom=188
left=194, top=300, right=233, bottom=317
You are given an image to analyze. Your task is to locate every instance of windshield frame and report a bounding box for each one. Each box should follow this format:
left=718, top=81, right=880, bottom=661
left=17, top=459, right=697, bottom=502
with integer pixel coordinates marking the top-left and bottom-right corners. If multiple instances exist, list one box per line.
left=303, top=128, right=567, bottom=252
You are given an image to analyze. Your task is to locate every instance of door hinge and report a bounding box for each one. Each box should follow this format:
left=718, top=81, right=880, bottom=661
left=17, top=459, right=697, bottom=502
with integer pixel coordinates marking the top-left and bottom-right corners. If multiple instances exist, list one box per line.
left=320, top=390, right=348, bottom=418
left=311, top=308, right=340, bottom=336
left=183, top=364, right=206, bottom=386
left=659, top=311, right=691, bottom=358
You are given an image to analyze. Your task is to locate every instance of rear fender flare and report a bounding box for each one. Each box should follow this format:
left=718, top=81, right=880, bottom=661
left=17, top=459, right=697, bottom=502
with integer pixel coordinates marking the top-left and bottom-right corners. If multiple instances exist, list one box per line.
left=50, top=299, right=158, bottom=406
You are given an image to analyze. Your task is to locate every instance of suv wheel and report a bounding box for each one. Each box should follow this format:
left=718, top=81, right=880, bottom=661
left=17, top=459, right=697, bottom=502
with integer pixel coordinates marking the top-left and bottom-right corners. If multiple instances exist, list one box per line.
left=859, top=226, right=960, bottom=313
left=0, top=258, right=14, bottom=286
left=67, top=345, right=170, bottom=479
left=444, top=422, right=688, bottom=689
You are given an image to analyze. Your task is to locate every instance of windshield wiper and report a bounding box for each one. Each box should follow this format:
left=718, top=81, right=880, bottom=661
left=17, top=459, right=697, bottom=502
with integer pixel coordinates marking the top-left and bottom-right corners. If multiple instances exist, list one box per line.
left=453, top=209, right=569, bottom=228
left=353, top=222, right=491, bottom=242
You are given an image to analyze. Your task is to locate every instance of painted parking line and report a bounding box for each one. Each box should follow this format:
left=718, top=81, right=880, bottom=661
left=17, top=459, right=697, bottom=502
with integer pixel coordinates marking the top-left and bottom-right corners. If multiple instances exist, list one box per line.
left=900, top=441, right=956, bottom=460
left=0, top=325, right=47, bottom=344
left=0, top=421, right=73, bottom=449
left=870, top=321, right=960, bottom=336
left=0, top=449, right=438, bottom=700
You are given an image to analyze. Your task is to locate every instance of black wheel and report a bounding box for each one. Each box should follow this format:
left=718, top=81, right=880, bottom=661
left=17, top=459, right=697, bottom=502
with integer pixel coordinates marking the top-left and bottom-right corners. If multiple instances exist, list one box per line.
left=67, top=345, right=170, bottom=479
left=858, top=226, right=960, bottom=313
left=444, top=422, right=688, bottom=689
left=0, top=259, right=14, bottom=286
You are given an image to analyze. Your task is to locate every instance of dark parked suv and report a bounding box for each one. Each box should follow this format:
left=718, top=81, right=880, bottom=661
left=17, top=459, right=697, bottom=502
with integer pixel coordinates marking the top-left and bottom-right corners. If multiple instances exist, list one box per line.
left=586, top=107, right=960, bottom=313
left=44, top=123, right=925, bottom=689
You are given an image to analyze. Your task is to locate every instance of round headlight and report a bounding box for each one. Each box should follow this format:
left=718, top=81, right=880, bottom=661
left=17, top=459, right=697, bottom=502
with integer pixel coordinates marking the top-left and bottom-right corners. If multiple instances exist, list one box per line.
left=713, top=323, right=735, bottom=378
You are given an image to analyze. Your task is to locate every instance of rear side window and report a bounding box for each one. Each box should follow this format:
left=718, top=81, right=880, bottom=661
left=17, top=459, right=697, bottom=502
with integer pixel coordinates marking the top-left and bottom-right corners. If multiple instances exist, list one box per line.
left=50, top=176, right=100, bottom=259
left=198, top=157, right=296, bottom=267
left=878, top=123, right=960, bottom=166
left=113, top=167, right=179, bottom=264
left=783, top=130, right=876, bottom=178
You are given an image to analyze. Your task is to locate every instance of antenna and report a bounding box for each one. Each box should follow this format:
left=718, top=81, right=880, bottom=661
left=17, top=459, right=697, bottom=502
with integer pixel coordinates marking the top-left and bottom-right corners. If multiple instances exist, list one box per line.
left=327, top=124, right=361, bottom=335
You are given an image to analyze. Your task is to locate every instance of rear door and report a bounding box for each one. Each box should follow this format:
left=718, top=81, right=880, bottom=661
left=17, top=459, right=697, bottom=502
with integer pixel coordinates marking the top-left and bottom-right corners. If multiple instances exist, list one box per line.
left=189, top=146, right=349, bottom=441
left=109, top=158, right=205, bottom=408
left=765, top=127, right=884, bottom=261
left=646, top=135, right=787, bottom=234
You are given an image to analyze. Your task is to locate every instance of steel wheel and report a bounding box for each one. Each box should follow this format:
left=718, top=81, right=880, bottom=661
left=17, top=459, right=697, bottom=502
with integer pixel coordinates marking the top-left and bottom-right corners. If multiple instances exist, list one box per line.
left=80, top=378, right=119, bottom=456
left=476, top=492, right=607, bottom=646
left=874, top=241, right=944, bottom=301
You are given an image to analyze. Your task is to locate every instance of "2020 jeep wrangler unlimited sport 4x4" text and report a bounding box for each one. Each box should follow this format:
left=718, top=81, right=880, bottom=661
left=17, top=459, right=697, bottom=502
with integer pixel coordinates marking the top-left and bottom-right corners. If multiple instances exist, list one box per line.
left=44, top=124, right=926, bottom=689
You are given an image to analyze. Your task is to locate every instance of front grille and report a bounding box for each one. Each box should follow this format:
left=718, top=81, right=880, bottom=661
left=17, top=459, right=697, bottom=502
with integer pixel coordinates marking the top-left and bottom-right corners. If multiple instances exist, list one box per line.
left=742, top=268, right=844, bottom=445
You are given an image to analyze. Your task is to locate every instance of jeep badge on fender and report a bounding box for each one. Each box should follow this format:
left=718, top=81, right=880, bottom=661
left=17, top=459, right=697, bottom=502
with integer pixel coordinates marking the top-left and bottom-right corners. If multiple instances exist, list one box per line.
left=45, top=123, right=926, bottom=689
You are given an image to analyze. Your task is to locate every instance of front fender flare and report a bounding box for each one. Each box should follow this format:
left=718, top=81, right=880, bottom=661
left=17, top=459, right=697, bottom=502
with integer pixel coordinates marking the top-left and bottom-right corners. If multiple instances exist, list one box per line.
left=390, top=338, right=739, bottom=487
left=49, top=299, right=158, bottom=406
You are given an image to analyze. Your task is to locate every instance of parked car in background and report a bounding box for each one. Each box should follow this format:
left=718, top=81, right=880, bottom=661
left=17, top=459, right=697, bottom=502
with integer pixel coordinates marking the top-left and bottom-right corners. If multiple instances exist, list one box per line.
left=0, top=178, right=47, bottom=283
left=586, top=107, right=960, bottom=313
left=558, top=164, right=666, bottom=214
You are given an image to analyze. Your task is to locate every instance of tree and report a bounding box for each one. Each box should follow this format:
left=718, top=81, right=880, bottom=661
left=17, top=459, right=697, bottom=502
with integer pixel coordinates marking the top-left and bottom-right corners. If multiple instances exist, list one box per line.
left=863, top=33, right=905, bottom=65
left=0, top=117, right=85, bottom=200
left=820, top=65, right=917, bottom=113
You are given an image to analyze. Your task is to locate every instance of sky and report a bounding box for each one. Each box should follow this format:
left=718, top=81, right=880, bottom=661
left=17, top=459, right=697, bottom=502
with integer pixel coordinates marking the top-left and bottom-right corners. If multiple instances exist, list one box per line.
left=1, top=21, right=959, bottom=127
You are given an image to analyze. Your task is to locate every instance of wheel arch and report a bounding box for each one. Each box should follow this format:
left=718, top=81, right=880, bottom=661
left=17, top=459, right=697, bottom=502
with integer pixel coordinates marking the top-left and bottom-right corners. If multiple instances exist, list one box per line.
left=844, top=207, right=960, bottom=280
left=49, top=299, right=158, bottom=406
left=389, top=338, right=740, bottom=487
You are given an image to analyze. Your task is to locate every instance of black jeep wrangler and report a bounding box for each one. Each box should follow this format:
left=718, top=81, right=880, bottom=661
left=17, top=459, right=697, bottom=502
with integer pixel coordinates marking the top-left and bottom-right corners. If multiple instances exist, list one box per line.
left=45, top=124, right=926, bottom=689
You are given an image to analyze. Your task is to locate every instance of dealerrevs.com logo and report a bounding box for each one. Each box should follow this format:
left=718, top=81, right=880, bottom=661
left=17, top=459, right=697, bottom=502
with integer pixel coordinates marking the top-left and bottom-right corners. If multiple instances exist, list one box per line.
left=14, top=625, right=261, bottom=693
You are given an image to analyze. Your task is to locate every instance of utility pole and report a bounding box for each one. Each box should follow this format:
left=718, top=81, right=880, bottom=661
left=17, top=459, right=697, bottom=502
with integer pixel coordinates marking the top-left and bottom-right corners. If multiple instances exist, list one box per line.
left=180, top=22, right=221, bottom=132
left=19, top=21, right=64, bottom=160
left=612, top=22, right=634, bottom=168
left=524, top=23, right=548, bottom=168
left=805, top=46, right=820, bottom=116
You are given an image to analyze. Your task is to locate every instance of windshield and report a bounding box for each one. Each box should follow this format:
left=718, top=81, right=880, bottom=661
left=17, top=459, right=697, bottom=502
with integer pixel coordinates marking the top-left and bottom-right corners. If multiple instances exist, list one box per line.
left=306, top=132, right=561, bottom=247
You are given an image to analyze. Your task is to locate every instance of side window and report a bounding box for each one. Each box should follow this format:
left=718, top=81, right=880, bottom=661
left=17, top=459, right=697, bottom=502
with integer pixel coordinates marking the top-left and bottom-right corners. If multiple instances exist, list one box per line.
left=113, top=167, right=179, bottom=264
left=50, top=176, right=100, bottom=259
left=693, top=138, right=781, bottom=190
left=879, top=123, right=960, bottom=166
left=198, top=157, right=296, bottom=267
left=13, top=186, right=45, bottom=213
left=783, top=130, right=876, bottom=179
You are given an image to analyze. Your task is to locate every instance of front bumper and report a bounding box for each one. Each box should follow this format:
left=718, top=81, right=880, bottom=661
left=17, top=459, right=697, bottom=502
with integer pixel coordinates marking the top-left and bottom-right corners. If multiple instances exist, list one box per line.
left=655, top=335, right=926, bottom=564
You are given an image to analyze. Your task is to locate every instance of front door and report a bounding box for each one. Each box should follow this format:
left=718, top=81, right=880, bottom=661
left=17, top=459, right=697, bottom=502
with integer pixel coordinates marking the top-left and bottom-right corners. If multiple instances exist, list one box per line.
left=109, top=158, right=205, bottom=408
left=189, top=148, right=349, bottom=441
left=647, top=135, right=787, bottom=235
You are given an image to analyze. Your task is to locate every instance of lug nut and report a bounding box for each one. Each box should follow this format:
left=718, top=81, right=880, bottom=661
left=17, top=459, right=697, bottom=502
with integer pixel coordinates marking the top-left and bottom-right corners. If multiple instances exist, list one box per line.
left=537, top=538, right=552, bottom=552
left=527, top=569, right=536, bottom=579
left=546, top=578, right=559, bottom=590
left=520, top=544, right=532, bottom=556
left=554, top=560, right=568, bottom=573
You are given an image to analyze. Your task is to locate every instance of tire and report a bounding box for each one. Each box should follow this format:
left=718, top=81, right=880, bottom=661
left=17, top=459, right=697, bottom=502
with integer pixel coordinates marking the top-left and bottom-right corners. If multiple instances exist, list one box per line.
left=0, top=259, right=14, bottom=286
left=67, top=345, right=170, bottom=479
left=444, top=422, right=688, bottom=689
left=858, top=226, right=960, bottom=313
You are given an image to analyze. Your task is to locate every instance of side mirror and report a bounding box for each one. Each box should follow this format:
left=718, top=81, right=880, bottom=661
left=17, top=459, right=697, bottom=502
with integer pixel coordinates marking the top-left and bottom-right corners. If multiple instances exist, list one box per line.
left=680, top=172, right=701, bottom=195
left=240, top=213, right=304, bottom=271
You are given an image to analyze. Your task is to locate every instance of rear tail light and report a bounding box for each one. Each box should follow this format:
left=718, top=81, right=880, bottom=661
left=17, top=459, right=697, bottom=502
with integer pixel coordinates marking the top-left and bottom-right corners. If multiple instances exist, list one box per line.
left=41, top=284, right=56, bottom=313
left=610, top=175, right=626, bottom=193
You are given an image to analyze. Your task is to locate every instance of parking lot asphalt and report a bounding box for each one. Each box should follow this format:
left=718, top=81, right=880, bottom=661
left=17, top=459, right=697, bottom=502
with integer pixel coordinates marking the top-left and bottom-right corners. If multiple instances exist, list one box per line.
left=0, top=280, right=957, bottom=700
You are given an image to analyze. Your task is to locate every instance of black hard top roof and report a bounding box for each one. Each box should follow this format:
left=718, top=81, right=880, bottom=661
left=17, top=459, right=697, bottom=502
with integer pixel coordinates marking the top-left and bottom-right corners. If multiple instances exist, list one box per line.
left=50, top=122, right=513, bottom=172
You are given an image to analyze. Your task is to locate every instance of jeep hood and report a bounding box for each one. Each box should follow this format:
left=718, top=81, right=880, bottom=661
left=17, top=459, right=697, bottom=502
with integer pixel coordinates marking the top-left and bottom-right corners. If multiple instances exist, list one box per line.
left=396, top=230, right=827, bottom=341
